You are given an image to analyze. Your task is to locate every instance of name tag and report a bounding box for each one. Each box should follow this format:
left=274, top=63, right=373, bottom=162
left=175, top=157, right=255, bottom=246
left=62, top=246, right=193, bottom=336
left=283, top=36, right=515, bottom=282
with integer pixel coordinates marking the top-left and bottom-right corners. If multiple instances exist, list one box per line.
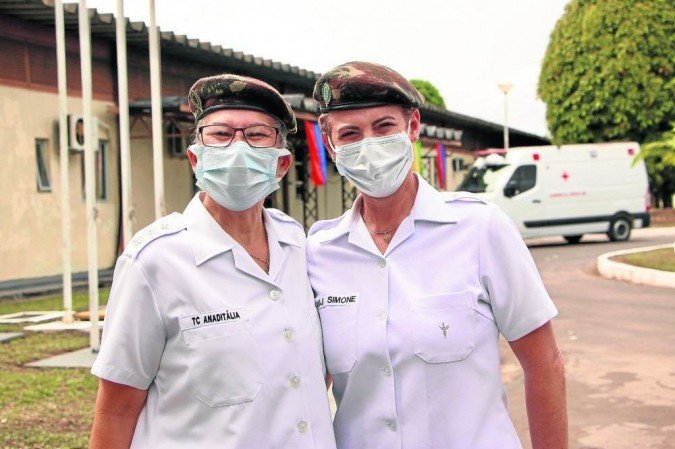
left=315, top=294, right=358, bottom=309
left=179, top=309, right=244, bottom=331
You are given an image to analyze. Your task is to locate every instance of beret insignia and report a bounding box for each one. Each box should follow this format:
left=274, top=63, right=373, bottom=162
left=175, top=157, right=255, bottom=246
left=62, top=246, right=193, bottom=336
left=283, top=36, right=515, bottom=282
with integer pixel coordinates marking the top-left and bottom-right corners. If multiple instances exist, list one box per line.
left=321, top=82, right=332, bottom=106
left=189, top=90, right=203, bottom=119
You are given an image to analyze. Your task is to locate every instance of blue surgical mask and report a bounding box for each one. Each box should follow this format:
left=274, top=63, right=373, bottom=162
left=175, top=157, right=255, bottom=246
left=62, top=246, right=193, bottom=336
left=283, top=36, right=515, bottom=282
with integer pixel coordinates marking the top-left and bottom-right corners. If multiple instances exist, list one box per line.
left=332, top=131, right=413, bottom=198
left=188, top=141, right=290, bottom=211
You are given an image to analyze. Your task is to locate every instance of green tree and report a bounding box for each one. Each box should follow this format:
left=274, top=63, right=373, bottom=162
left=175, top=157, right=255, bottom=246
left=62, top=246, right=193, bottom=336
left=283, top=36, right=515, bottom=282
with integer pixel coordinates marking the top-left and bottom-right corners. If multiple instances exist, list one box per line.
left=410, top=79, right=446, bottom=108
left=538, top=0, right=675, bottom=145
left=634, top=123, right=675, bottom=207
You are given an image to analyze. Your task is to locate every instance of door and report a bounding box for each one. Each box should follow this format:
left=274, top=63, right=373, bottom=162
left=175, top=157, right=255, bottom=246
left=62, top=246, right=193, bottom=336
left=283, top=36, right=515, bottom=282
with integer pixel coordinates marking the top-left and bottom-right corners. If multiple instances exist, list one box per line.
left=499, top=164, right=547, bottom=238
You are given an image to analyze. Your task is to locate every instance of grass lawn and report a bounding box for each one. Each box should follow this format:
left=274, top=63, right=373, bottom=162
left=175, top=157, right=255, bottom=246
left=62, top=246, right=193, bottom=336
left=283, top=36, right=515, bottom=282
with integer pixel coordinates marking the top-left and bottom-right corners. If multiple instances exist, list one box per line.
left=617, top=247, right=675, bottom=272
left=0, top=289, right=109, bottom=449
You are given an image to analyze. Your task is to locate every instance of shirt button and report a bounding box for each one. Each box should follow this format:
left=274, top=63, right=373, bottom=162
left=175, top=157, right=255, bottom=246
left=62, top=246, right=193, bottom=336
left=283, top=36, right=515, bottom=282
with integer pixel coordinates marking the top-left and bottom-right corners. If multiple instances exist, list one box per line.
left=386, top=420, right=398, bottom=431
left=378, top=259, right=387, bottom=268
left=376, top=310, right=387, bottom=321
left=269, top=289, right=281, bottom=300
left=283, top=328, right=294, bottom=342
left=382, top=366, right=392, bottom=377
left=297, top=420, right=308, bottom=433
left=290, top=375, right=301, bottom=388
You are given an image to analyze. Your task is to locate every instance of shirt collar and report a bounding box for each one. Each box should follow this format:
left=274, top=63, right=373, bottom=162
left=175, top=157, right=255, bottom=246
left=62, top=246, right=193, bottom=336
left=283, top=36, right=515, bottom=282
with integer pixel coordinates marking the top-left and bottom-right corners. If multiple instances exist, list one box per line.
left=314, top=174, right=459, bottom=244
left=183, top=194, right=303, bottom=266
left=183, top=194, right=236, bottom=266
left=411, top=175, right=460, bottom=224
left=262, top=208, right=303, bottom=248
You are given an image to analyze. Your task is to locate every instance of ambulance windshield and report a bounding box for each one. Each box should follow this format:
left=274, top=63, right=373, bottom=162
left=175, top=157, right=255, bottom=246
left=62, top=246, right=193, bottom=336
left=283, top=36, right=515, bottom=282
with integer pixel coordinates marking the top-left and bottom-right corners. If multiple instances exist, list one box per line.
left=458, top=165, right=510, bottom=193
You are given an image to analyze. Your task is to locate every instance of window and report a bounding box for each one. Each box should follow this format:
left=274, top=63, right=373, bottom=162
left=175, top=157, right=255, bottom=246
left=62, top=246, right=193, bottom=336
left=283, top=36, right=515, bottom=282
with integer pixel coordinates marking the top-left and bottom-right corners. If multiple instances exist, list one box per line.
left=504, top=164, right=537, bottom=197
left=80, top=140, right=108, bottom=200
left=35, top=139, right=51, bottom=192
left=97, top=140, right=109, bottom=199
left=458, top=164, right=509, bottom=193
left=452, top=158, right=466, bottom=172
left=165, top=121, right=189, bottom=157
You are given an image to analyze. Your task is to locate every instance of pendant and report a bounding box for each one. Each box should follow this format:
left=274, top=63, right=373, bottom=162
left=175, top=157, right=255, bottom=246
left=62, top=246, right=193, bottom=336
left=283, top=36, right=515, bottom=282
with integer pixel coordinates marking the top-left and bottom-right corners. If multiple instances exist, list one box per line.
left=383, top=233, right=392, bottom=243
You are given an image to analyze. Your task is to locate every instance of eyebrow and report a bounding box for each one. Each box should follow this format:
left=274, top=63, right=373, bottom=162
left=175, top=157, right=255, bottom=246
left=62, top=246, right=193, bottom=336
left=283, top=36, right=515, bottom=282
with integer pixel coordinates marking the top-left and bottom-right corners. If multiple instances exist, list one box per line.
left=335, top=124, right=360, bottom=134
left=372, top=116, right=398, bottom=126
left=335, top=115, right=399, bottom=134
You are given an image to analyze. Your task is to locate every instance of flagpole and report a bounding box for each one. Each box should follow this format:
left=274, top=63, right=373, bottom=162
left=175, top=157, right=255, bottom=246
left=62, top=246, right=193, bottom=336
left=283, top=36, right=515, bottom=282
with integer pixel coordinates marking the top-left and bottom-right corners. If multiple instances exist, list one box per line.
left=78, top=0, right=100, bottom=351
left=148, top=0, right=165, bottom=219
left=55, top=0, right=73, bottom=323
left=115, top=0, right=133, bottom=247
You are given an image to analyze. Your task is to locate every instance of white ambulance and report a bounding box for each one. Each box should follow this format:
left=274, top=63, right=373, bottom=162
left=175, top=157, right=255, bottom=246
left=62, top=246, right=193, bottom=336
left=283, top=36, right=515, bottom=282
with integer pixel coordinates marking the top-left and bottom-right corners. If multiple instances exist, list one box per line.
left=454, top=142, right=651, bottom=243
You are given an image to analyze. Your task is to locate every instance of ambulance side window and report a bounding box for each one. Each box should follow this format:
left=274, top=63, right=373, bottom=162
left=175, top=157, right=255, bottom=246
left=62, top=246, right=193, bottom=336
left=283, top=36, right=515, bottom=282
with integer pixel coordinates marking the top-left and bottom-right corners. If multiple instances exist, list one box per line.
left=504, top=165, right=536, bottom=197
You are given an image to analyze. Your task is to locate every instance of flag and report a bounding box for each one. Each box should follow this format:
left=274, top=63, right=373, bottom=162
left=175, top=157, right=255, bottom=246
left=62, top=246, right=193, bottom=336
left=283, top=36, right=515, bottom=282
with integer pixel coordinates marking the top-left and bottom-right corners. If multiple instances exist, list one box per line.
left=304, top=121, right=326, bottom=186
left=314, top=123, right=327, bottom=182
left=435, top=143, right=447, bottom=189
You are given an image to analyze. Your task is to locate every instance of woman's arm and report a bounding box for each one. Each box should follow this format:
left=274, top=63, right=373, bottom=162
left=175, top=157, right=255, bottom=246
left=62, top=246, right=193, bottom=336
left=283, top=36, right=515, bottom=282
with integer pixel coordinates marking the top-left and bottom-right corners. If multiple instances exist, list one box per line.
left=509, top=321, right=568, bottom=449
left=89, top=379, right=148, bottom=449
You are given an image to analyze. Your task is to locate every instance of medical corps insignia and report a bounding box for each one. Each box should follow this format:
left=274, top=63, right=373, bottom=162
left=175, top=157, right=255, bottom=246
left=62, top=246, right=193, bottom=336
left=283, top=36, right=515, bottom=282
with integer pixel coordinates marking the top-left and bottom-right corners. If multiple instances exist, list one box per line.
left=321, top=82, right=332, bottom=106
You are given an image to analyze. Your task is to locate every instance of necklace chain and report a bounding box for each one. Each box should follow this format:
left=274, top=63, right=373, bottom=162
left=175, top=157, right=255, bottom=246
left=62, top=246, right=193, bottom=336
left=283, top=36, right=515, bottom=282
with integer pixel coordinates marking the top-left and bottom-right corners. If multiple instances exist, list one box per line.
left=203, top=197, right=270, bottom=272
left=359, top=178, right=414, bottom=244
left=362, top=218, right=396, bottom=235
left=246, top=225, right=270, bottom=273
left=362, top=216, right=396, bottom=243
left=249, top=253, right=270, bottom=271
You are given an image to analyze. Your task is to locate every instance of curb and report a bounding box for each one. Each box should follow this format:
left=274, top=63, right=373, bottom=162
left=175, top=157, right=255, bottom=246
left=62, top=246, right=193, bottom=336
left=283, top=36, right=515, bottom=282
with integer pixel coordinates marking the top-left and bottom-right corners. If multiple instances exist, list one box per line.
left=597, top=244, right=675, bottom=289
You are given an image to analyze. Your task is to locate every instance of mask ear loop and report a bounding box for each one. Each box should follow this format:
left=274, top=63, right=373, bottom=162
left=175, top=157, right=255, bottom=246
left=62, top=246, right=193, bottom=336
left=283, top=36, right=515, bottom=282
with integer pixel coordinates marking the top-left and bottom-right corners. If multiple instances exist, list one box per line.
left=326, top=133, right=337, bottom=162
left=275, top=149, right=292, bottom=181
left=187, top=144, right=205, bottom=179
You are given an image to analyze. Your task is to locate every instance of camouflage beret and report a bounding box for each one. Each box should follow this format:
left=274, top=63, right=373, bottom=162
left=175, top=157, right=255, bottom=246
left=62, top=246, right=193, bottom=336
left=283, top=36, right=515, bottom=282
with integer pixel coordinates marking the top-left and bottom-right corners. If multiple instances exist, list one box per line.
left=313, top=61, right=424, bottom=113
left=188, top=74, right=297, bottom=133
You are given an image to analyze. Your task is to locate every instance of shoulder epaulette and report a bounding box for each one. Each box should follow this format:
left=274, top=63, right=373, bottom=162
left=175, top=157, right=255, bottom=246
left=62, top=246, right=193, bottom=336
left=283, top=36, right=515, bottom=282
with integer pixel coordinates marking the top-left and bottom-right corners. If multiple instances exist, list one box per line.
left=267, top=208, right=304, bottom=231
left=307, top=210, right=350, bottom=239
left=123, top=212, right=186, bottom=259
left=442, top=191, right=489, bottom=204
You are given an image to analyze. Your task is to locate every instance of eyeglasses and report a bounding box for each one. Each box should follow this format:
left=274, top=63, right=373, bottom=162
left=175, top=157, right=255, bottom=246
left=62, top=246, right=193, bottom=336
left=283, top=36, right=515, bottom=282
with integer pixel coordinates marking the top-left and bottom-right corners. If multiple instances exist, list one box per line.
left=198, top=124, right=280, bottom=148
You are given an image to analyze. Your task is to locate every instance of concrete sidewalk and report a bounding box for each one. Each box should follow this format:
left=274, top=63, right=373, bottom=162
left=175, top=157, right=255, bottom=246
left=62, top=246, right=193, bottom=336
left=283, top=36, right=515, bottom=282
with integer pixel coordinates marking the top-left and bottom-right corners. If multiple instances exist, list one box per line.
left=26, top=347, right=98, bottom=368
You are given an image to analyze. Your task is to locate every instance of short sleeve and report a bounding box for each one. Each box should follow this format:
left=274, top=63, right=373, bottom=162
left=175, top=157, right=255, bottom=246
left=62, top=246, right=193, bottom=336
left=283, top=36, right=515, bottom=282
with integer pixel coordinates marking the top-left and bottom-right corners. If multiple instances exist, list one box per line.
left=478, top=205, right=558, bottom=341
left=91, top=255, right=166, bottom=389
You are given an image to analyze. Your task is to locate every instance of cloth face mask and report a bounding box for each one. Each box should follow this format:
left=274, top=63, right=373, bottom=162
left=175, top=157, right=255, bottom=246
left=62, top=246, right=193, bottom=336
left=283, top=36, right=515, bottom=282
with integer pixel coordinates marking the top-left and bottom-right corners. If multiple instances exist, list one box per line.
left=189, top=141, right=290, bottom=211
left=333, top=131, right=413, bottom=198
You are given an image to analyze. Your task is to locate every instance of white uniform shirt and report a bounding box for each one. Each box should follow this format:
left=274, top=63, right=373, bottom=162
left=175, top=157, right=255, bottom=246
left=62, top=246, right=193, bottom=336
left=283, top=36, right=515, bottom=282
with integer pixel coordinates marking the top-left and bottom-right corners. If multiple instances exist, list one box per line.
left=307, top=176, right=558, bottom=449
left=92, top=194, right=336, bottom=449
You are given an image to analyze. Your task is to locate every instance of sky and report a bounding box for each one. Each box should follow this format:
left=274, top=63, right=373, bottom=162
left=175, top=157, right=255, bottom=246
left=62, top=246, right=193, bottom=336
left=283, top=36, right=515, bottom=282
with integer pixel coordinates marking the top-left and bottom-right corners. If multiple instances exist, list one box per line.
left=76, top=0, right=570, bottom=138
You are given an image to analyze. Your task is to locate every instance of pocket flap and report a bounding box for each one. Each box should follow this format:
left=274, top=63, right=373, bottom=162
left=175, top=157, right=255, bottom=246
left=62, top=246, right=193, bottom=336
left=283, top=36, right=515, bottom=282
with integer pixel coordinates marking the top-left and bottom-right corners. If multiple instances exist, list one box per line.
left=412, top=292, right=477, bottom=363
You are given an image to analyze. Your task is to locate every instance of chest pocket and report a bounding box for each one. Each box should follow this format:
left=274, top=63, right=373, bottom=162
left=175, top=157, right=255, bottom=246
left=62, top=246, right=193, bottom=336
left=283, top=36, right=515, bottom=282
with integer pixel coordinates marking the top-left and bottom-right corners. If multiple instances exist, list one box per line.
left=411, top=291, right=477, bottom=363
left=316, top=296, right=358, bottom=375
left=181, top=317, right=263, bottom=407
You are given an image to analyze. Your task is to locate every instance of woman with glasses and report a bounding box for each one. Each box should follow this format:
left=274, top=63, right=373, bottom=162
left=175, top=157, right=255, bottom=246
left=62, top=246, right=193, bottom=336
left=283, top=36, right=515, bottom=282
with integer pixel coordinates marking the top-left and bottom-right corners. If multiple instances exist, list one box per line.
left=307, top=62, right=567, bottom=449
left=89, top=74, right=336, bottom=449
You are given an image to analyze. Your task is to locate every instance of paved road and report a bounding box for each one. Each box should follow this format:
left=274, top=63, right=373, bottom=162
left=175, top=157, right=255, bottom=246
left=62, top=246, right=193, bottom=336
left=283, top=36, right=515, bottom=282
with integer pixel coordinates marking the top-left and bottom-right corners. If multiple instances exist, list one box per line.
left=504, top=227, right=675, bottom=449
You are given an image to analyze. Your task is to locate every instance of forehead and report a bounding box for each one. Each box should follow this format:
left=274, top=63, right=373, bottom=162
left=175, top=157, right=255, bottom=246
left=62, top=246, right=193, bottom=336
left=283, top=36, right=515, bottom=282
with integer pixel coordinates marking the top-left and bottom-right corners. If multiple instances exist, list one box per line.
left=201, top=108, right=277, bottom=127
left=328, top=104, right=405, bottom=129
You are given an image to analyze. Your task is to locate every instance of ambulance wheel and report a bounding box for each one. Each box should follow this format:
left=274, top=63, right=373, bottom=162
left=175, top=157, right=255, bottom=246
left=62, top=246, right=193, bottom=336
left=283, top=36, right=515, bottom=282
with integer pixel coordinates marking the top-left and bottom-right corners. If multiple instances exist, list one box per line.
left=608, top=216, right=632, bottom=241
left=564, top=235, right=583, bottom=244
